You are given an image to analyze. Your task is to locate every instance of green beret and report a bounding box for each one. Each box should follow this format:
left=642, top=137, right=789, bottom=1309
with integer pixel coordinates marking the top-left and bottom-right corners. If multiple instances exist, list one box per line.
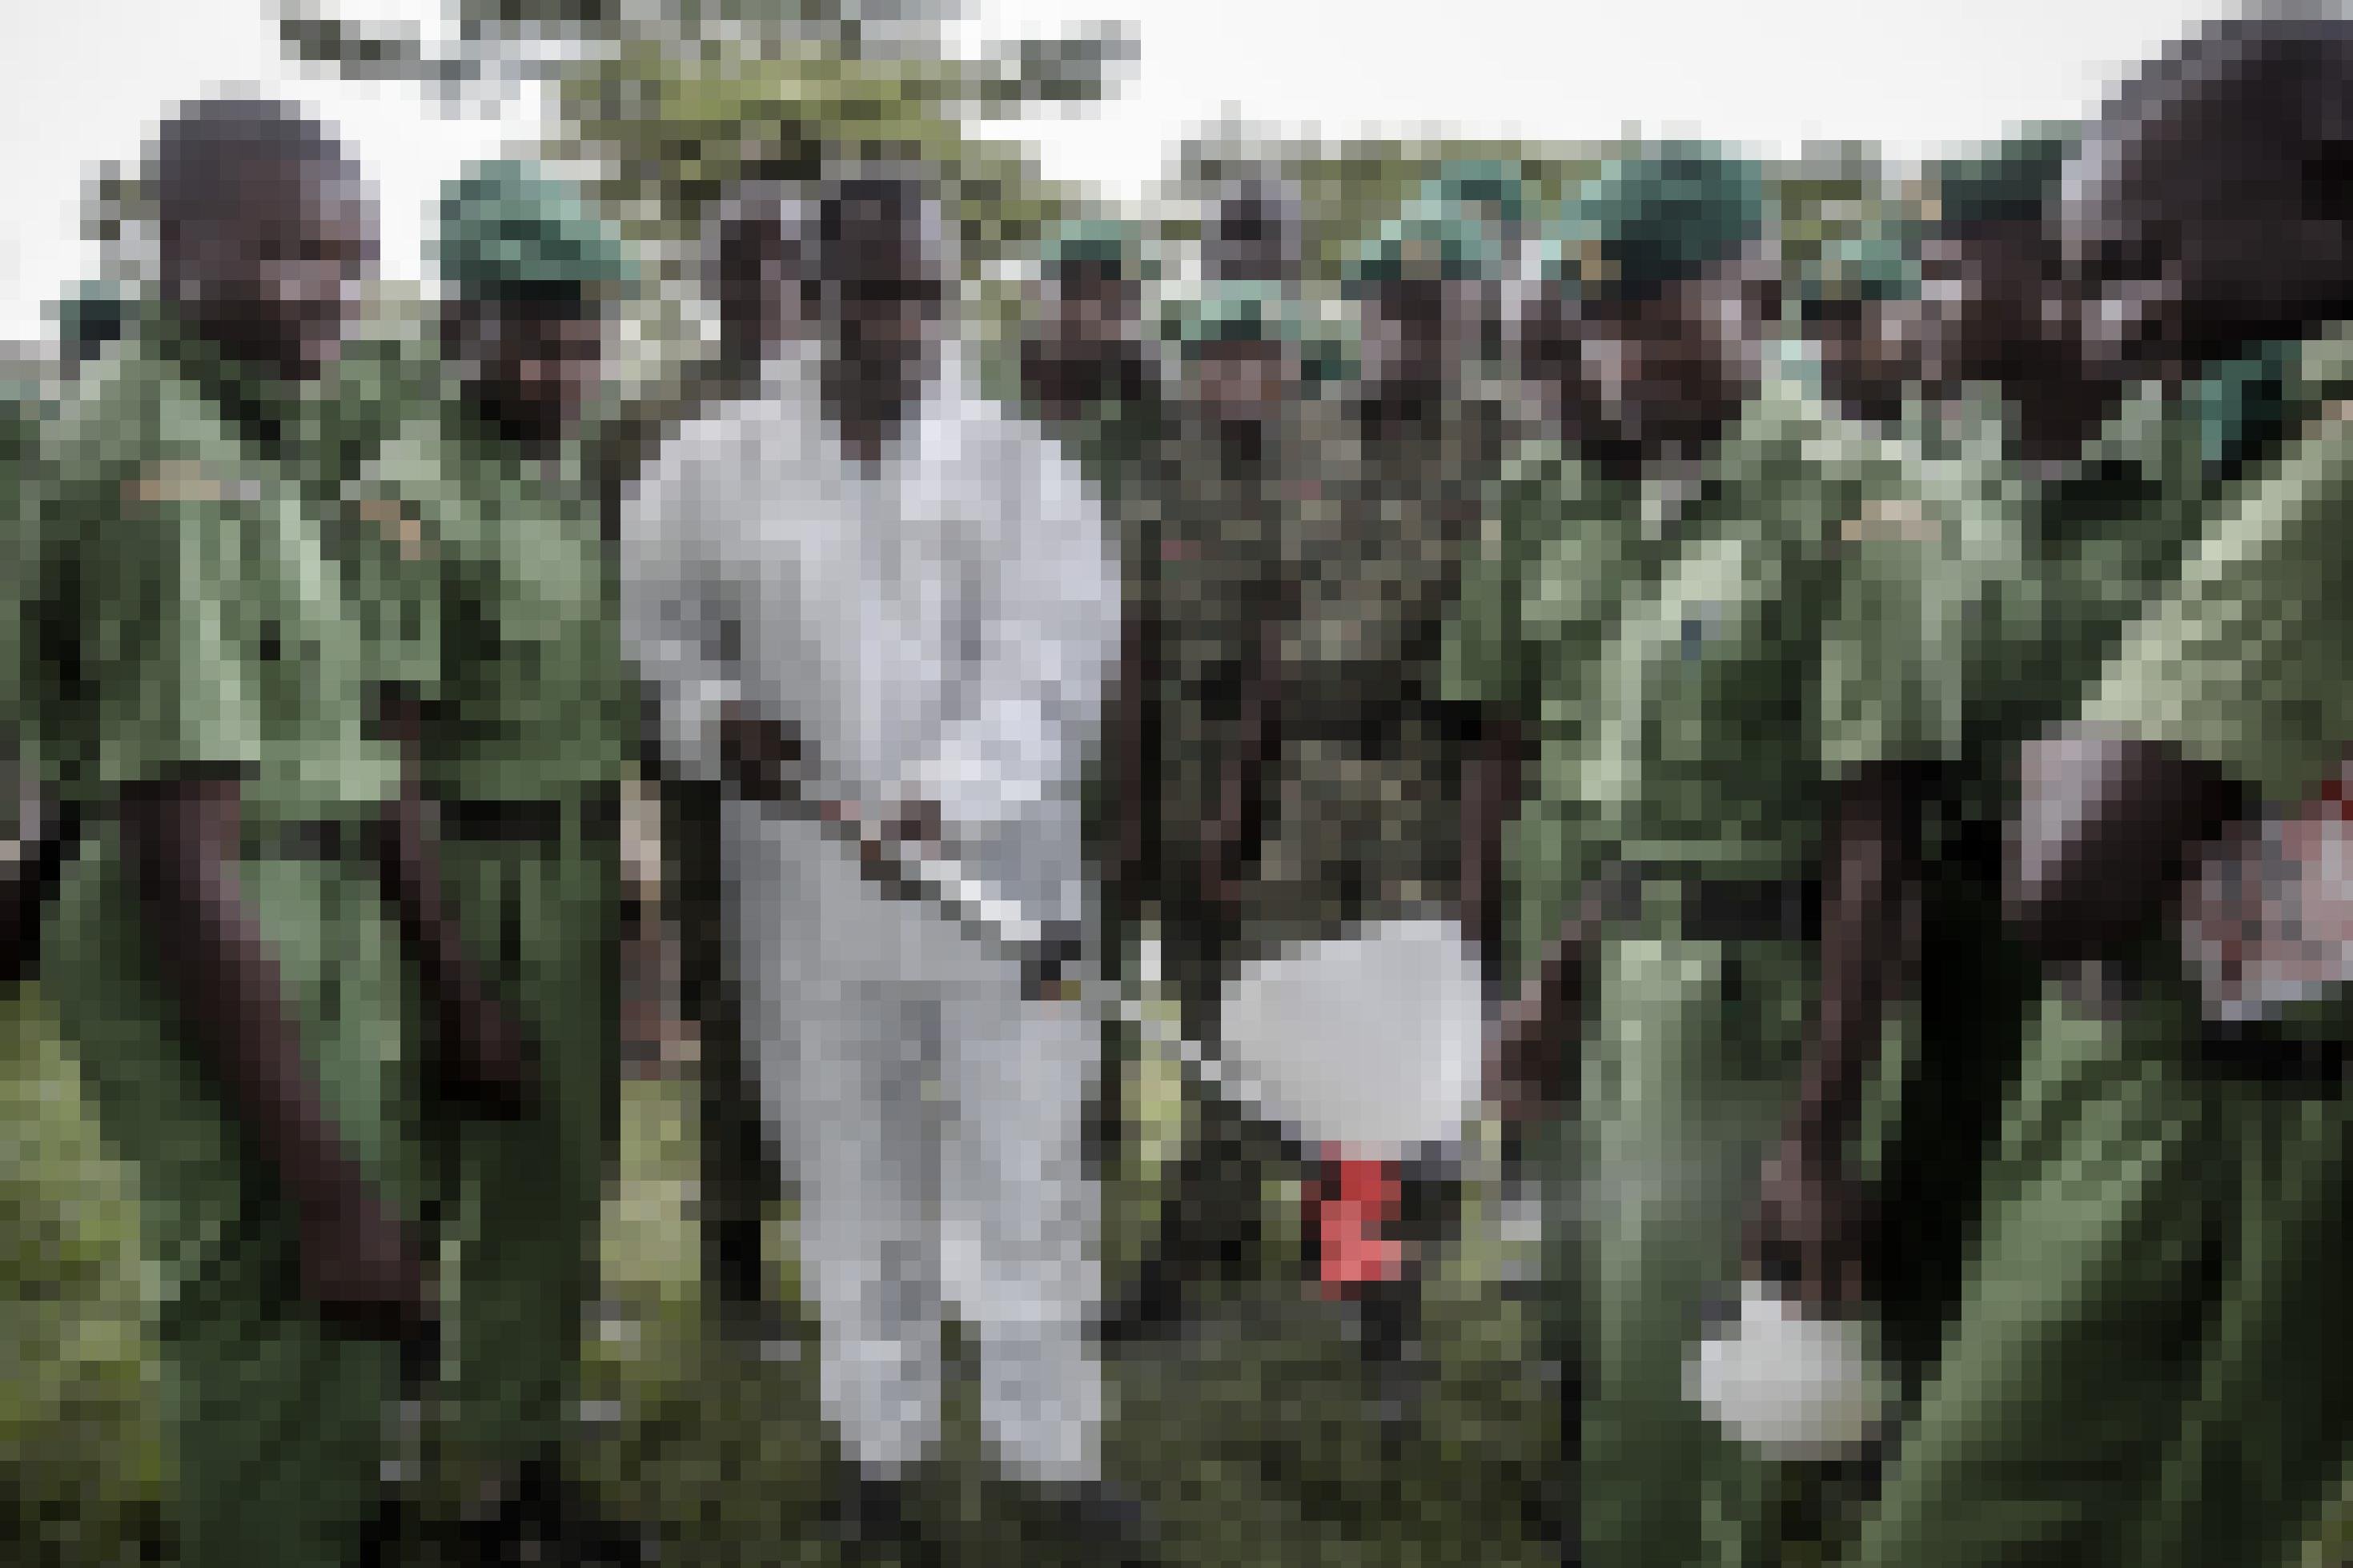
left=1561, top=142, right=1768, bottom=300
left=1341, top=211, right=1503, bottom=295
left=1411, top=158, right=1533, bottom=230
left=438, top=159, right=634, bottom=304
left=1795, top=231, right=1921, bottom=308
left=1173, top=282, right=1357, bottom=387
left=1925, top=128, right=2075, bottom=232
left=1039, top=217, right=1142, bottom=279
left=56, top=279, right=132, bottom=360
left=1176, top=280, right=1303, bottom=354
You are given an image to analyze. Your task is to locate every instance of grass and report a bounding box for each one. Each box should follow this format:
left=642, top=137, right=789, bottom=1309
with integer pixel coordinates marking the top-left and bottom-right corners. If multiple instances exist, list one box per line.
left=0, top=987, right=1558, bottom=1566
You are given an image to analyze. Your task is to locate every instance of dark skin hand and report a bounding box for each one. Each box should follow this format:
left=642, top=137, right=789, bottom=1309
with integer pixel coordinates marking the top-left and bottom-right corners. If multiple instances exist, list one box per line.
left=119, top=776, right=434, bottom=1345
left=1746, top=761, right=1930, bottom=1314
left=1457, top=710, right=1524, bottom=983
left=0, top=793, right=78, bottom=992
left=371, top=690, right=538, bottom=1121
left=1483, top=881, right=1606, bottom=1126
left=715, top=701, right=944, bottom=876
left=2007, top=726, right=2248, bottom=967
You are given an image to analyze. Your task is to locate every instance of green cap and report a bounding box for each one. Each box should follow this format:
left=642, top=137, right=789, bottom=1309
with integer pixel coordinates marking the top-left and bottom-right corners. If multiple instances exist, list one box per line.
left=1411, top=158, right=1533, bottom=231
left=437, top=159, right=635, bottom=304
left=1038, top=217, right=1142, bottom=279
left=56, top=279, right=132, bottom=362
left=1341, top=211, right=1504, bottom=295
left=1925, top=128, right=2074, bottom=232
left=1174, top=281, right=1357, bottom=386
left=1560, top=142, right=1768, bottom=300
left=1795, top=230, right=1921, bottom=308
left=1176, top=280, right=1304, bottom=354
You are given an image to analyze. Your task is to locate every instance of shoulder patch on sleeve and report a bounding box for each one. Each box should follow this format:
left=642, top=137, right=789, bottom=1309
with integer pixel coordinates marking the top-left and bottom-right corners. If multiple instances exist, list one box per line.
left=352, top=496, right=431, bottom=561
left=1838, top=497, right=1937, bottom=545
left=123, top=460, right=233, bottom=507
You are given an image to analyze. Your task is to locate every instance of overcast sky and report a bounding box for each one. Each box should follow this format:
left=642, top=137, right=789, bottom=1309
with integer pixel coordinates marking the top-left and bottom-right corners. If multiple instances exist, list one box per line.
left=2, top=0, right=2230, bottom=342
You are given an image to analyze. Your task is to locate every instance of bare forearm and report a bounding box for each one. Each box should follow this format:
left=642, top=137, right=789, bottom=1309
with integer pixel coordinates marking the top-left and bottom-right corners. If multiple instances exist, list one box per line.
left=120, top=782, right=367, bottom=1210
left=1491, top=886, right=1604, bottom=1121
left=376, top=787, right=501, bottom=1029
left=1458, top=710, right=1524, bottom=964
left=1790, top=763, right=1925, bottom=1155
left=369, top=692, right=496, bottom=1025
left=2008, top=727, right=2248, bottom=964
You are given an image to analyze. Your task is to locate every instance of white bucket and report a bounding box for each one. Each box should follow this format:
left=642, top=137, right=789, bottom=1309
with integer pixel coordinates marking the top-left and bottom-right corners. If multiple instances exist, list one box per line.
left=1685, top=1281, right=1893, bottom=1461
left=1215, top=919, right=1488, bottom=1158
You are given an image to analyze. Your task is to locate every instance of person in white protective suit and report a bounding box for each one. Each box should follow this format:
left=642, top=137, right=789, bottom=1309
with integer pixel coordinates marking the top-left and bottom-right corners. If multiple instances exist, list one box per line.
left=620, top=173, right=1150, bottom=1564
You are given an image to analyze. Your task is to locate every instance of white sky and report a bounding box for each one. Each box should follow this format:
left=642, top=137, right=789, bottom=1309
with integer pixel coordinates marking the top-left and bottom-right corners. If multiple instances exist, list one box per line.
left=2, top=0, right=2231, bottom=342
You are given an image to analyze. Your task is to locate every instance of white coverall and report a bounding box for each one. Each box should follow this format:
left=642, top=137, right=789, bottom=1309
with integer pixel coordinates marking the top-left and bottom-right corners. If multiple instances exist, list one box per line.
left=622, top=348, right=1119, bottom=1482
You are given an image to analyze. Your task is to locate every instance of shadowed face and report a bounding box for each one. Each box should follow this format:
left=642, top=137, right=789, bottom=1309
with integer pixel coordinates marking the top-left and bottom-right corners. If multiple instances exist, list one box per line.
left=1046, top=265, right=1138, bottom=362
left=461, top=297, right=606, bottom=444
left=162, top=156, right=377, bottom=385
left=714, top=208, right=811, bottom=367
left=1513, top=282, right=1586, bottom=429
left=1187, top=339, right=1295, bottom=430
left=1359, top=278, right=1470, bottom=399
left=820, top=224, right=949, bottom=433
left=2059, top=49, right=2353, bottom=379
left=1802, top=288, right=1921, bottom=425
left=1572, top=255, right=1774, bottom=451
left=1907, top=226, right=2068, bottom=395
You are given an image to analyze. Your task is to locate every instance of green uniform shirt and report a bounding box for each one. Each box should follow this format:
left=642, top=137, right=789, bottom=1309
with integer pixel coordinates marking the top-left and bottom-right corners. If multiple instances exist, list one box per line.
left=22, top=319, right=396, bottom=816
left=1577, top=372, right=1946, bottom=879
left=1877, top=378, right=2218, bottom=845
left=2086, top=324, right=2353, bottom=801
left=1439, top=431, right=1680, bottom=972
left=13, top=319, right=425, bottom=1568
left=360, top=397, right=632, bottom=804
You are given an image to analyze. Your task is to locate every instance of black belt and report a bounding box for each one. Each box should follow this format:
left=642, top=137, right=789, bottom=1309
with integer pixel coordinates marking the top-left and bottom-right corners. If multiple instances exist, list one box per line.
left=1607, top=861, right=1822, bottom=945
left=440, top=791, right=620, bottom=847
left=251, top=816, right=386, bottom=864
left=440, top=798, right=570, bottom=845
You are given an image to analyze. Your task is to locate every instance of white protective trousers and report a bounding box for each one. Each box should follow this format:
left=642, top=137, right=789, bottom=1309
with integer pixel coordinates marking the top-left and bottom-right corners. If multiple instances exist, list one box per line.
left=622, top=350, right=1118, bottom=1482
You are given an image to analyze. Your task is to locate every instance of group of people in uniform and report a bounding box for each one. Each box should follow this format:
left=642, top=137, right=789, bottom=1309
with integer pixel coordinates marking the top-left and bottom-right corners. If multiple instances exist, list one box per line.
left=11, top=7, right=2353, bottom=1568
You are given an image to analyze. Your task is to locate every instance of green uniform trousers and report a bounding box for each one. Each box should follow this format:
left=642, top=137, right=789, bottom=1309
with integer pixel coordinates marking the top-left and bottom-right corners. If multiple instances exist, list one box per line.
left=1849, top=974, right=2353, bottom=1568
left=44, top=832, right=420, bottom=1568
left=430, top=794, right=621, bottom=1497
left=1572, top=881, right=1815, bottom=1568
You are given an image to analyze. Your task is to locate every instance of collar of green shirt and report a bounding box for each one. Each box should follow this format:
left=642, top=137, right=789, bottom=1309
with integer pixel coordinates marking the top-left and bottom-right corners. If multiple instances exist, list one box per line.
left=1491, top=363, right=1837, bottom=537
left=440, top=389, right=598, bottom=494
left=143, top=303, right=307, bottom=452
left=1915, top=375, right=2183, bottom=495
